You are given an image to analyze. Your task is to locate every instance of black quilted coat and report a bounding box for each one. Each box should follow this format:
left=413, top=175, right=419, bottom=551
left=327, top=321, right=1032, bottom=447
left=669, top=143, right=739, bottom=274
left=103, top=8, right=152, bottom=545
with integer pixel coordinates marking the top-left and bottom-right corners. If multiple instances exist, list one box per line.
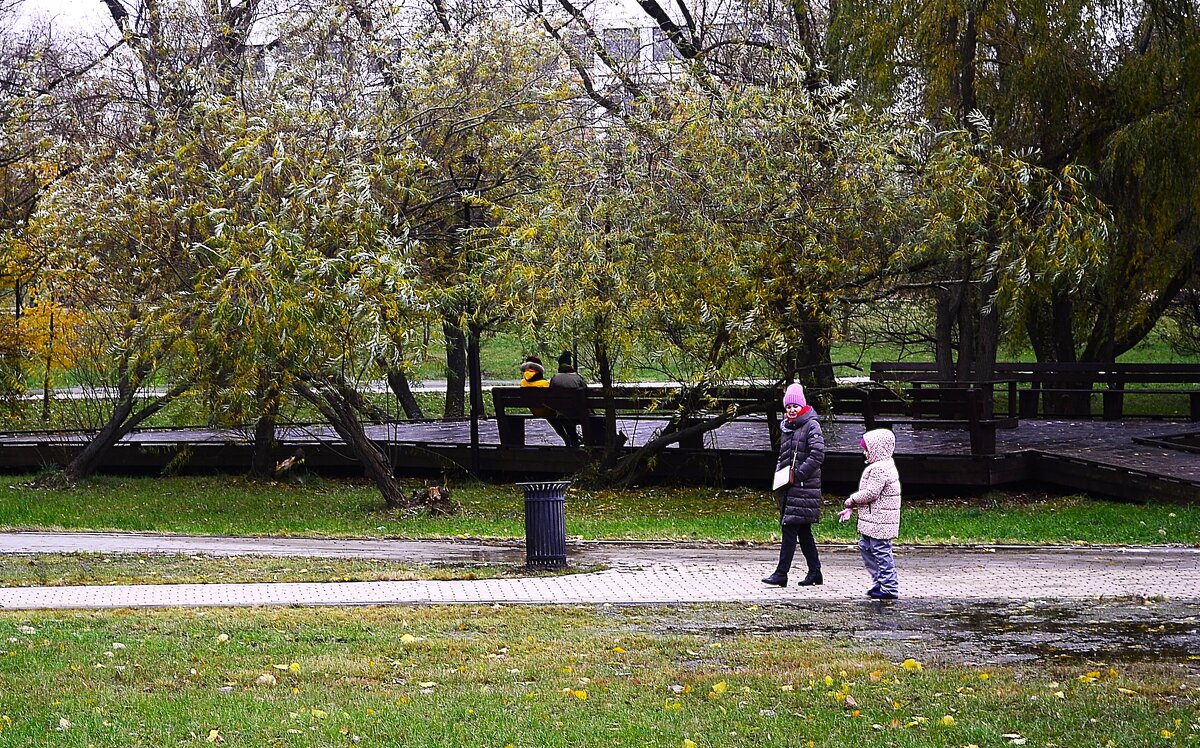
left=775, top=408, right=825, bottom=525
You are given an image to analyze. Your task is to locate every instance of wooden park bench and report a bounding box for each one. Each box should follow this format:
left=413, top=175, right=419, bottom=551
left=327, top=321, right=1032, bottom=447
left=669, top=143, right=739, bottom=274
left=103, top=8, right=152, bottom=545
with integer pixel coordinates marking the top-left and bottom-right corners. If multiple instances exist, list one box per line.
left=838, top=381, right=1017, bottom=456
left=491, top=387, right=599, bottom=447
left=1028, top=363, right=1200, bottom=421
left=492, top=385, right=783, bottom=449
left=871, top=362, right=1200, bottom=420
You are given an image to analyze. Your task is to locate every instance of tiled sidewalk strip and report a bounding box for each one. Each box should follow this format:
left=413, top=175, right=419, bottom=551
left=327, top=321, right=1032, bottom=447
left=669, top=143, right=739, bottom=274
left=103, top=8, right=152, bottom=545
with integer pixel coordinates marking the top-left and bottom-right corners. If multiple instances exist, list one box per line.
left=0, top=532, right=1197, bottom=609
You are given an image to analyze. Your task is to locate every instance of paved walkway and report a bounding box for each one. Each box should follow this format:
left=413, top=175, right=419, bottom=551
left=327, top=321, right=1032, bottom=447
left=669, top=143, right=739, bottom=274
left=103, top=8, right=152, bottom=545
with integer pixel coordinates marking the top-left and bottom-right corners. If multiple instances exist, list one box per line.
left=1, top=532, right=1198, bottom=610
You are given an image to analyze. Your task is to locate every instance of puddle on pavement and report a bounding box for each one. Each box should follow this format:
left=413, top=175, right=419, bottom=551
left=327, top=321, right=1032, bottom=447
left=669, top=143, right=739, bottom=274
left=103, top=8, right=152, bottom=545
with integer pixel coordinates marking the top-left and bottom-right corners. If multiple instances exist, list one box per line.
left=853, top=599, right=1200, bottom=668
left=648, top=598, right=1200, bottom=670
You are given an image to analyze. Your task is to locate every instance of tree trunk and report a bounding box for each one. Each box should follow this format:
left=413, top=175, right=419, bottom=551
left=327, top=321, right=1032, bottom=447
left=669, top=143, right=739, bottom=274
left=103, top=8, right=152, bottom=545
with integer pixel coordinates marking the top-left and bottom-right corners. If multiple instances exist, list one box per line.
left=934, top=287, right=956, bottom=380
left=386, top=368, right=426, bottom=419
left=1025, top=296, right=1053, bottom=362
left=293, top=375, right=408, bottom=510
left=796, top=318, right=835, bottom=388
left=249, top=378, right=280, bottom=480
left=1050, top=288, right=1077, bottom=363
left=63, top=403, right=134, bottom=483
left=442, top=318, right=466, bottom=418
left=973, top=270, right=1000, bottom=382
left=63, top=378, right=192, bottom=482
left=467, top=323, right=485, bottom=419
left=1085, top=241, right=1198, bottom=360
left=594, top=337, right=623, bottom=470
left=788, top=0, right=824, bottom=77
left=958, top=9, right=978, bottom=123
left=41, top=308, right=53, bottom=422
left=466, top=323, right=484, bottom=476
left=249, top=411, right=278, bottom=479
left=954, top=274, right=975, bottom=382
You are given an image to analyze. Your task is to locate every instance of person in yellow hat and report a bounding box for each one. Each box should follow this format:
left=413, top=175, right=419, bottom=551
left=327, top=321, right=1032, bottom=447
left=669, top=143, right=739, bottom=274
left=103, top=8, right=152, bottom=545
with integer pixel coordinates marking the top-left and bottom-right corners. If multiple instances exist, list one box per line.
left=519, top=356, right=554, bottom=421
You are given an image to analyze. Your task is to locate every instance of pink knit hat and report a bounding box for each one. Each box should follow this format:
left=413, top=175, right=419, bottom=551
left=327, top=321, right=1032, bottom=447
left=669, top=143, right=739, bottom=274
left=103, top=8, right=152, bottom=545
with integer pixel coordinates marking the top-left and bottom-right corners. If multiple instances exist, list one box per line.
left=782, top=382, right=806, bottom=407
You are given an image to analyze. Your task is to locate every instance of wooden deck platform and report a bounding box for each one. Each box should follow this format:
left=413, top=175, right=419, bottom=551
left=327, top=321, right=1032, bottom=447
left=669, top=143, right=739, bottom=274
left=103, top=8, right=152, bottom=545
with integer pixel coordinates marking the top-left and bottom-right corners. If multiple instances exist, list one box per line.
left=0, top=416, right=1195, bottom=501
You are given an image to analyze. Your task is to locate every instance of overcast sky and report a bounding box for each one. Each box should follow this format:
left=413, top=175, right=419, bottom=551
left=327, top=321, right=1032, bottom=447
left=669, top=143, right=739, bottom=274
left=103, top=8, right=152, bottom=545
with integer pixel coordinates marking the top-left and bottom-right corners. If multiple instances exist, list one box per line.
left=15, top=0, right=108, bottom=32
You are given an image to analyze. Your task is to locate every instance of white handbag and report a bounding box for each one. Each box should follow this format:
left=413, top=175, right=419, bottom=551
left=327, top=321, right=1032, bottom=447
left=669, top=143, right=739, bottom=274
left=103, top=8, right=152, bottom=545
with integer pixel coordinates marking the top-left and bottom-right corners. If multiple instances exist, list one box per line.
left=772, top=466, right=793, bottom=490
left=772, top=443, right=799, bottom=490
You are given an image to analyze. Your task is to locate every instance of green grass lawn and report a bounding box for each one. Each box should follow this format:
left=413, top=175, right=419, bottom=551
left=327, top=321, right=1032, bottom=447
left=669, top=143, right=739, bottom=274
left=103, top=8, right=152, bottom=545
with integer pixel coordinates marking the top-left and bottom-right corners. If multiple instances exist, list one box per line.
left=0, top=605, right=1191, bottom=747
left=0, top=475, right=1195, bottom=546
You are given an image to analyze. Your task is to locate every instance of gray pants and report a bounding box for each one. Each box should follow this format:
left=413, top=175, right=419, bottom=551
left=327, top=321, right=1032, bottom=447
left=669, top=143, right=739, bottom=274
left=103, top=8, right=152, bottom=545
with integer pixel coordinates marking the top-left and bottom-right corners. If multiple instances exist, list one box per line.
left=858, top=535, right=898, bottom=594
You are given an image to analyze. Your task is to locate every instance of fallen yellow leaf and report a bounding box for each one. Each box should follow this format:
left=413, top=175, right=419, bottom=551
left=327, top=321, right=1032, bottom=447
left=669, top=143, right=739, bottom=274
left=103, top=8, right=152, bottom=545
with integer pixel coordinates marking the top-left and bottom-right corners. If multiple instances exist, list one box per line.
left=901, top=659, right=923, bottom=671
left=711, top=681, right=728, bottom=695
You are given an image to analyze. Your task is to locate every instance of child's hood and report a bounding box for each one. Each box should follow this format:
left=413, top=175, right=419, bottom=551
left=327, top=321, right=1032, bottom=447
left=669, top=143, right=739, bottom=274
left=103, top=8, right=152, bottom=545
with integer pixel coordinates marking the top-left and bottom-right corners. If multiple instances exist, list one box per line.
left=862, top=428, right=895, bottom=464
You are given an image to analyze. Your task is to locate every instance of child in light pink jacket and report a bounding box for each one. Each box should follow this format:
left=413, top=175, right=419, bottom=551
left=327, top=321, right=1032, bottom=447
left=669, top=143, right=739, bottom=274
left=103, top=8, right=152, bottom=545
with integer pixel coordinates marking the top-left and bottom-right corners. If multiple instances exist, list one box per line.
left=840, top=428, right=902, bottom=599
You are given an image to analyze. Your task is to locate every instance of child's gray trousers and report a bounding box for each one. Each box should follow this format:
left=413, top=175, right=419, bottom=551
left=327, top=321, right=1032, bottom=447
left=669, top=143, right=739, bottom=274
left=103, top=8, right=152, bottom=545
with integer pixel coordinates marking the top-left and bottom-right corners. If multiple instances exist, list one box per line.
left=858, top=535, right=898, bottom=594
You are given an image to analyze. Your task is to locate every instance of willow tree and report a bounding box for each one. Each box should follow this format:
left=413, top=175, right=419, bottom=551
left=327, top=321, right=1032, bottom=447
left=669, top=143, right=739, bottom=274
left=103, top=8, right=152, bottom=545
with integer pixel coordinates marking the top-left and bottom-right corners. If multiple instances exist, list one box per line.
left=829, top=0, right=1200, bottom=367
left=0, top=5, right=101, bottom=414
left=500, top=47, right=904, bottom=485
left=896, top=116, right=1111, bottom=381
left=21, top=130, right=203, bottom=482
left=0, top=10, right=45, bottom=408
left=2, top=0, right=280, bottom=481
left=184, top=91, right=428, bottom=507
left=344, top=2, right=571, bottom=420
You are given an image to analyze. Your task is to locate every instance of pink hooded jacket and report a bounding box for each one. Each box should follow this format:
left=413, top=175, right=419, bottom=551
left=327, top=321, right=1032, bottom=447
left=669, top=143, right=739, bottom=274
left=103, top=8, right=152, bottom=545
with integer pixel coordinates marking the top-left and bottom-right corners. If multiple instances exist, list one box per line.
left=846, top=428, right=902, bottom=540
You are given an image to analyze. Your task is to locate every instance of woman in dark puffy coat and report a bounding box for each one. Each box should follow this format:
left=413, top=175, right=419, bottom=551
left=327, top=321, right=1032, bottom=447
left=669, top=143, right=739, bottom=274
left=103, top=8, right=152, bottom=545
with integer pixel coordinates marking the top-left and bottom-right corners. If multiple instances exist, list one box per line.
left=762, top=382, right=825, bottom=588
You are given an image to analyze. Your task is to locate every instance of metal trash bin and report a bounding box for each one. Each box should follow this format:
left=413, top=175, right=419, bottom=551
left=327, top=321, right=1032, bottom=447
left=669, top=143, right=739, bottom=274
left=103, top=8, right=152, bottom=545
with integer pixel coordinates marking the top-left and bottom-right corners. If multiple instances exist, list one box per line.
left=516, top=481, right=570, bottom=569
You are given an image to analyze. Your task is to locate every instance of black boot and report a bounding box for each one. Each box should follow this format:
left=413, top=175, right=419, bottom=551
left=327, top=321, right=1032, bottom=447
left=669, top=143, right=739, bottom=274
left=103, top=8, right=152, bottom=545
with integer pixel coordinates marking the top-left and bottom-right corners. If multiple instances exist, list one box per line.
left=797, top=569, right=823, bottom=586
left=761, top=572, right=788, bottom=588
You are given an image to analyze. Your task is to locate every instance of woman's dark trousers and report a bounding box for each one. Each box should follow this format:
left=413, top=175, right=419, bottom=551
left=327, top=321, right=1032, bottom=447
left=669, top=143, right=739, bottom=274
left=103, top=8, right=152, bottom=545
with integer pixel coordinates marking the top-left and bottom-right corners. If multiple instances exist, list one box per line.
left=774, top=523, right=820, bottom=576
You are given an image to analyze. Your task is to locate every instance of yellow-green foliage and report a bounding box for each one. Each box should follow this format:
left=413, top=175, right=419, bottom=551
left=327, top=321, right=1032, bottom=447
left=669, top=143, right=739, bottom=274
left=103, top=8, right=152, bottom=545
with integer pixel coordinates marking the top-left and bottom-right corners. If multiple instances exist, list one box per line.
left=497, top=50, right=905, bottom=385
